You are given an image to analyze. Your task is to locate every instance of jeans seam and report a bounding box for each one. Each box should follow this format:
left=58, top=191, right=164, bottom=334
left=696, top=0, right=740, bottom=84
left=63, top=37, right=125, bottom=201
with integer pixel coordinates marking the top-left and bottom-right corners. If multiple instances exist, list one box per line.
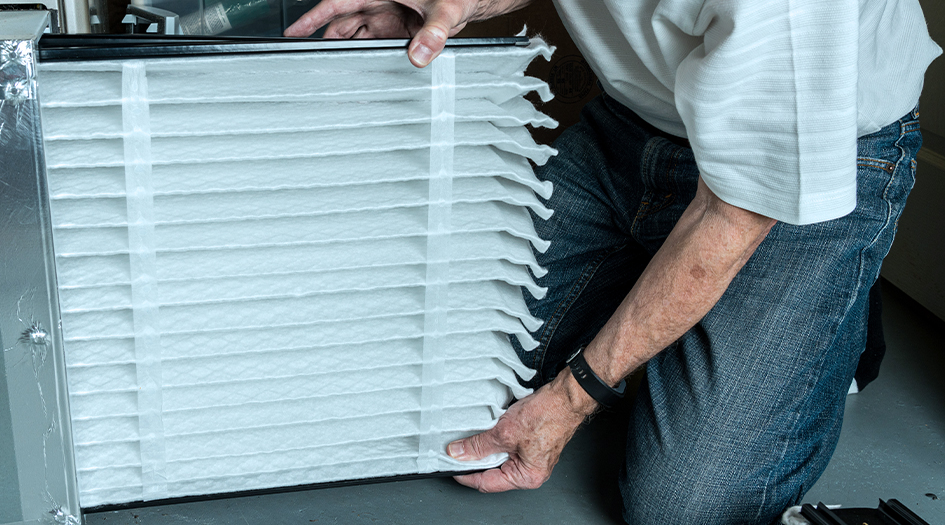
left=868, top=115, right=914, bottom=266
left=658, top=144, right=679, bottom=212
left=754, top=117, right=912, bottom=521
left=857, top=114, right=912, bottom=296
left=856, top=158, right=895, bottom=172
left=535, top=244, right=626, bottom=382
left=663, top=143, right=680, bottom=194
left=634, top=140, right=679, bottom=225
left=631, top=144, right=654, bottom=239
left=754, top=309, right=844, bottom=519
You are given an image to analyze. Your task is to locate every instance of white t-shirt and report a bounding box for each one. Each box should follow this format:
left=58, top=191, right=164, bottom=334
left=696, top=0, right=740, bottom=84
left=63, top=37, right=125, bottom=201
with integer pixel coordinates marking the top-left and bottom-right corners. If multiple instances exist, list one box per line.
left=552, top=0, right=942, bottom=224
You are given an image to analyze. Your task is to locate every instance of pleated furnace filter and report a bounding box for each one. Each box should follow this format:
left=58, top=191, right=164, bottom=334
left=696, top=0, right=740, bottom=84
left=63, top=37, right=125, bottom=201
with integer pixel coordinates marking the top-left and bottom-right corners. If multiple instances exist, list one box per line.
left=37, top=39, right=557, bottom=508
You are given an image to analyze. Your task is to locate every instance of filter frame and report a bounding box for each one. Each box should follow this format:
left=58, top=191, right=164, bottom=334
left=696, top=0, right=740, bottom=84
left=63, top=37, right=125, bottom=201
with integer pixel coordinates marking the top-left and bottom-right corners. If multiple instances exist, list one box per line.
left=1, top=13, right=541, bottom=521
left=37, top=33, right=530, bottom=62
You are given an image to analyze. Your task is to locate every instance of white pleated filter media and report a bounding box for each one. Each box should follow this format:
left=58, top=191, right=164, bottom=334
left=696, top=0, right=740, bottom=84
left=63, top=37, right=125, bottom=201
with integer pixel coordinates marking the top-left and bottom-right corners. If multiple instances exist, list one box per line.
left=37, top=39, right=557, bottom=508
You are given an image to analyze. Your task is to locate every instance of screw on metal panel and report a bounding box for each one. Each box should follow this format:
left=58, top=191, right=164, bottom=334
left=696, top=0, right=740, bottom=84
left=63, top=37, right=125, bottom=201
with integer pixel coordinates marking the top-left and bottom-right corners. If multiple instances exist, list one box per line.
left=2, top=79, right=33, bottom=102
left=0, top=41, right=34, bottom=103
left=0, top=41, right=30, bottom=70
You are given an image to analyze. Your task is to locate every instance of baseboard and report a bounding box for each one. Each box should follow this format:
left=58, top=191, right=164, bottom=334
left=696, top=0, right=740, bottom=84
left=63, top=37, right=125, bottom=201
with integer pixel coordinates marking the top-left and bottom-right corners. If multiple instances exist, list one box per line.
left=917, top=147, right=945, bottom=172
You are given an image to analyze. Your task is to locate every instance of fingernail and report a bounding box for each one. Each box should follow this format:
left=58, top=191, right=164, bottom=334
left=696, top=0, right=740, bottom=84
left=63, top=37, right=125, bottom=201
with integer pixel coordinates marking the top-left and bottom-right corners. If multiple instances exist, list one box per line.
left=412, top=44, right=434, bottom=67
left=447, top=441, right=465, bottom=458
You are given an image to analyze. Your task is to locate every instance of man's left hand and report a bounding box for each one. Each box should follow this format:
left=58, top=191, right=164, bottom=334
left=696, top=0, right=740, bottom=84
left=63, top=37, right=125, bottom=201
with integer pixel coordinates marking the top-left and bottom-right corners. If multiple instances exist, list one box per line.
left=448, top=368, right=595, bottom=492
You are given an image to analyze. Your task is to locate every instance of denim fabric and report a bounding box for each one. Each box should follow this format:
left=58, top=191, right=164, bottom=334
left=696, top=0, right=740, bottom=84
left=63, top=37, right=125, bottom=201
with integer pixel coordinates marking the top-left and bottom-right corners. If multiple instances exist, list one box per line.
left=515, top=93, right=921, bottom=524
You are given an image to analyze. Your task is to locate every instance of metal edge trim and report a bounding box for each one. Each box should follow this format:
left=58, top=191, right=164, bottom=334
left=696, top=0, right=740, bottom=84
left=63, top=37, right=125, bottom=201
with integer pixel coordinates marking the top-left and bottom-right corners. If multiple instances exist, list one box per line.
left=0, top=9, right=82, bottom=524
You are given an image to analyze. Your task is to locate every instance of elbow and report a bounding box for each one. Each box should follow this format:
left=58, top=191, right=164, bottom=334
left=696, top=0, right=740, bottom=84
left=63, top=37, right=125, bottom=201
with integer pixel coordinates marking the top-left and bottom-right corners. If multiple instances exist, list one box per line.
left=697, top=178, right=776, bottom=234
left=694, top=178, right=777, bottom=259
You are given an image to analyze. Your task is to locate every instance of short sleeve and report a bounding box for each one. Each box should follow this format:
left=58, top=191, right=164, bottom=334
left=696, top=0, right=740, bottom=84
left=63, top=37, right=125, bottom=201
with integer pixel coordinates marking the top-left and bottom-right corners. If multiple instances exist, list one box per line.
left=673, top=0, right=859, bottom=225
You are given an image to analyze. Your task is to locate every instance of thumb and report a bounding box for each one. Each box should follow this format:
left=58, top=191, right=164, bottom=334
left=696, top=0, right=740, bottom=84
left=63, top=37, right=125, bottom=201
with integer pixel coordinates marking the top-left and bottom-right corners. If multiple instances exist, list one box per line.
left=407, top=2, right=468, bottom=67
left=447, top=428, right=505, bottom=461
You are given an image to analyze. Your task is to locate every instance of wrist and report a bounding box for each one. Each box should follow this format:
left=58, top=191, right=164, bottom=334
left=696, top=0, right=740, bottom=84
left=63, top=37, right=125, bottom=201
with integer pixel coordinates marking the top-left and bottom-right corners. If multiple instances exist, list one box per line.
left=550, top=366, right=600, bottom=420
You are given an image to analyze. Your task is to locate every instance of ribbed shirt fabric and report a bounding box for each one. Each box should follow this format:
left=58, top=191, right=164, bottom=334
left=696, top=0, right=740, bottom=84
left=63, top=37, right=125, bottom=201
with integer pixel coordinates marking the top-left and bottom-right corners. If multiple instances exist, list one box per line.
left=553, top=0, right=941, bottom=224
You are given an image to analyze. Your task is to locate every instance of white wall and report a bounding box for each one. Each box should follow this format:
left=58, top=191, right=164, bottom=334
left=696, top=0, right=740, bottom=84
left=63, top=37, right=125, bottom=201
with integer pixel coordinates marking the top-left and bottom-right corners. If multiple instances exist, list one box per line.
left=881, top=0, right=945, bottom=321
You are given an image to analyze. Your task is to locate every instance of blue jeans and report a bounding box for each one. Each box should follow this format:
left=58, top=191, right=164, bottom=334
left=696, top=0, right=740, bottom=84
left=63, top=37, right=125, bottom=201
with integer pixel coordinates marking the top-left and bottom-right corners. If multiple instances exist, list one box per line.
left=514, top=93, right=921, bottom=524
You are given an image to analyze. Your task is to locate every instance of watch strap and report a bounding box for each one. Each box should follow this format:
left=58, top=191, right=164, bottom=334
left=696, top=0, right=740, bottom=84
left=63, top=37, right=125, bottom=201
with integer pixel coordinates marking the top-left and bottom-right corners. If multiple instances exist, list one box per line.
left=567, top=346, right=626, bottom=409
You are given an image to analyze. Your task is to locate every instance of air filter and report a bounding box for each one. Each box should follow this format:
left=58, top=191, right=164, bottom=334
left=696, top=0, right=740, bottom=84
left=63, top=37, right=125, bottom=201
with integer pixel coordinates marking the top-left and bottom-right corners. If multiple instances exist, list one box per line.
left=0, top=15, right=556, bottom=521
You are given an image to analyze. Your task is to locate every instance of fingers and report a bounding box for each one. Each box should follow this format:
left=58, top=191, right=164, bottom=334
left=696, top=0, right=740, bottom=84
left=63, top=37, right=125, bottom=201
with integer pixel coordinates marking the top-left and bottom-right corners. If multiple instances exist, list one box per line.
left=447, top=427, right=504, bottom=461
left=454, top=468, right=519, bottom=493
left=407, top=1, right=469, bottom=67
left=328, top=5, right=418, bottom=38
left=324, top=15, right=365, bottom=38
left=284, top=0, right=373, bottom=37
left=284, top=0, right=472, bottom=69
left=453, top=457, right=547, bottom=493
left=449, top=427, right=521, bottom=493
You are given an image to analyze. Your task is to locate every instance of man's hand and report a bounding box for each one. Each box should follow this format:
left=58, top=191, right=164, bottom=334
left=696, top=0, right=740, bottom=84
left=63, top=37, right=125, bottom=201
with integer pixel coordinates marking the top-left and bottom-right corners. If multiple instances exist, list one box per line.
left=447, top=179, right=776, bottom=492
left=448, top=367, right=596, bottom=492
left=283, top=0, right=532, bottom=68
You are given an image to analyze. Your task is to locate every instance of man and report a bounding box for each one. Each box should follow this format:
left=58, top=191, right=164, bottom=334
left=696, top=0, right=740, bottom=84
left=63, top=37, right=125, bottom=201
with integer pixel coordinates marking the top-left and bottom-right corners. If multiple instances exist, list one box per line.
left=286, top=1, right=941, bottom=522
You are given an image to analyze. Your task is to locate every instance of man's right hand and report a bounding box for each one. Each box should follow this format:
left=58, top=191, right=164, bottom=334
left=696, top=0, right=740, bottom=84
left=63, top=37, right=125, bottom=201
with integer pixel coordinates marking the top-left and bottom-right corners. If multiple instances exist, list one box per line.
left=283, top=0, right=532, bottom=68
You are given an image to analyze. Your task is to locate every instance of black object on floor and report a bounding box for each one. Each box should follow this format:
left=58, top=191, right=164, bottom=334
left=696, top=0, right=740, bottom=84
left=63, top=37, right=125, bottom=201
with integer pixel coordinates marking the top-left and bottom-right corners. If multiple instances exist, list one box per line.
left=801, top=499, right=930, bottom=525
left=854, top=279, right=888, bottom=391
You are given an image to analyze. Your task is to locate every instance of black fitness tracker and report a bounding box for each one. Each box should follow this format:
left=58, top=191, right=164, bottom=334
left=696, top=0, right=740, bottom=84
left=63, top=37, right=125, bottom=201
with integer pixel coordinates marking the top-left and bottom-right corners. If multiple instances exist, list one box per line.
left=566, top=346, right=627, bottom=408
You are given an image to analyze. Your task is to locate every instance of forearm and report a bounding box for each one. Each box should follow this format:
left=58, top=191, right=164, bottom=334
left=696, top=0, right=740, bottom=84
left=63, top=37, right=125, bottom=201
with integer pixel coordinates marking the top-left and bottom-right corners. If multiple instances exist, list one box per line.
left=555, top=178, right=776, bottom=415
left=448, top=178, right=775, bottom=492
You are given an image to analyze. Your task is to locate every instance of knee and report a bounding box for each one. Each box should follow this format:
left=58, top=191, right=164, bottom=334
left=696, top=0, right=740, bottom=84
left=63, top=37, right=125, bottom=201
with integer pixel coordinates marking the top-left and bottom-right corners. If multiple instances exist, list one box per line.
left=618, top=422, right=812, bottom=525
left=620, top=469, right=792, bottom=525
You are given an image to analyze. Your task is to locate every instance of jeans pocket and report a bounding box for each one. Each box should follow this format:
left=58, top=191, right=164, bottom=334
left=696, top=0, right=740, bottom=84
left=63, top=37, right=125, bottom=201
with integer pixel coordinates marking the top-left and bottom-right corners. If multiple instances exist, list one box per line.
left=632, top=137, right=698, bottom=251
left=636, top=189, right=676, bottom=217
left=856, top=157, right=896, bottom=174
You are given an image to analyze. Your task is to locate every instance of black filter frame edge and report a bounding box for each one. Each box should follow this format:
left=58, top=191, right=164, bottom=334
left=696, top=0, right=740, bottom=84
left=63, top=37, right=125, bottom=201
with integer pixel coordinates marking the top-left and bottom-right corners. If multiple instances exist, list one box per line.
left=37, top=34, right=530, bottom=61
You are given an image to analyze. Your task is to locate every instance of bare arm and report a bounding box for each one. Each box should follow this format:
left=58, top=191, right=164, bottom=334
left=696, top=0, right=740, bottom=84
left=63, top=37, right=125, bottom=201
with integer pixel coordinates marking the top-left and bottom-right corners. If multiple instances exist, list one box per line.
left=449, top=178, right=777, bottom=492
left=284, top=0, right=533, bottom=67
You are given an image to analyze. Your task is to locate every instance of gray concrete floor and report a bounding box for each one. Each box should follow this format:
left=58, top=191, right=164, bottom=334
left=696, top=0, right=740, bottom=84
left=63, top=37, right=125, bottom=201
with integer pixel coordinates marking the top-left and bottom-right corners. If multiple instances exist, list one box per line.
left=85, top=282, right=943, bottom=524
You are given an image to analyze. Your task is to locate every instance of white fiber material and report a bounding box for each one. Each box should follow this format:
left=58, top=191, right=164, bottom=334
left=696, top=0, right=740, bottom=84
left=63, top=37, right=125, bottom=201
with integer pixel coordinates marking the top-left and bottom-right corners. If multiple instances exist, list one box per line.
left=121, top=60, right=168, bottom=501
left=38, top=41, right=555, bottom=508
left=418, top=50, right=455, bottom=473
